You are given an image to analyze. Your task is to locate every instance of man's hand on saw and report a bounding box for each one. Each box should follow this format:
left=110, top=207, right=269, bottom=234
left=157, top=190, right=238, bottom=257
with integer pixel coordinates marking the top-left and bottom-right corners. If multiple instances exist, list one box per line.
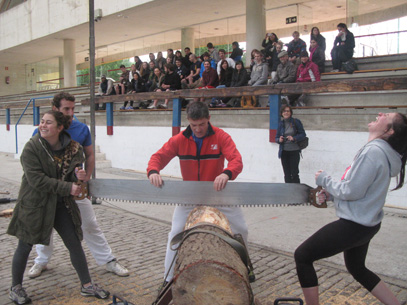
left=214, top=173, right=229, bottom=191
left=149, top=173, right=163, bottom=188
left=75, top=168, right=87, bottom=181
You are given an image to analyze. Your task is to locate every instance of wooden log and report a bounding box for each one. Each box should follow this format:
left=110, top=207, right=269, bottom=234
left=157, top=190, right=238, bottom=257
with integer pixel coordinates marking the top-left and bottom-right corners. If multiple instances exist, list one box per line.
left=172, top=206, right=253, bottom=305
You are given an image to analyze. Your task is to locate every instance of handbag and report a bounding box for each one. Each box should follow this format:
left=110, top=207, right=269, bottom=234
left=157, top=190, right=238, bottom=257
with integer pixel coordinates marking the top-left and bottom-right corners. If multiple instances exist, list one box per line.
left=297, top=137, right=309, bottom=150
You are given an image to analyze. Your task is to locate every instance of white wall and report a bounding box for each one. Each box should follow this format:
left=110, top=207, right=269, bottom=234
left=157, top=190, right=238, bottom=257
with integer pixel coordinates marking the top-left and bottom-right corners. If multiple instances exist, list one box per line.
left=1, top=124, right=405, bottom=208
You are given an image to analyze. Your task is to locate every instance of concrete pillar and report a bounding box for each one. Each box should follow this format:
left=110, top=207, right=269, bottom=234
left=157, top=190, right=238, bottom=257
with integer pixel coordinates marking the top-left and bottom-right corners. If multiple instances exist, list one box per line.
left=63, top=39, right=76, bottom=87
left=58, top=56, right=64, bottom=88
left=246, top=0, right=266, bottom=62
left=347, top=0, right=360, bottom=27
left=181, top=28, right=195, bottom=53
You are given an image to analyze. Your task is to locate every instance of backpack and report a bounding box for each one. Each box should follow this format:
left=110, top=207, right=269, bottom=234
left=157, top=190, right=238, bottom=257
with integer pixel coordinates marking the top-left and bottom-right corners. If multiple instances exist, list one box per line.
left=241, top=96, right=256, bottom=108
left=342, top=59, right=358, bottom=74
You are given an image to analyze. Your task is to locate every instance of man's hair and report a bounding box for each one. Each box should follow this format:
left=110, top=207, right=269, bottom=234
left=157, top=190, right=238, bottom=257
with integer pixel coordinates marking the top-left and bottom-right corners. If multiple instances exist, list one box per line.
left=337, top=23, right=348, bottom=30
left=184, top=47, right=190, bottom=51
left=207, top=42, right=214, bottom=49
left=292, top=31, right=300, bottom=36
left=202, top=52, right=210, bottom=58
left=186, top=101, right=210, bottom=120
left=165, top=63, right=175, bottom=72
left=219, top=49, right=226, bottom=54
left=175, top=58, right=182, bottom=63
left=52, top=92, right=75, bottom=109
left=120, top=64, right=126, bottom=68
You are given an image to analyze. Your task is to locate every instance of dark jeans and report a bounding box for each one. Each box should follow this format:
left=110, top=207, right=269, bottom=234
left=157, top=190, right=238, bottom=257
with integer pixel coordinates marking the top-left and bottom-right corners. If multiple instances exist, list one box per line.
left=295, top=218, right=381, bottom=291
left=331, top=46, right=353, bottom=70
left=281, top=150, right=300, bottom=183
left=11, top=204, right=91, bottom=287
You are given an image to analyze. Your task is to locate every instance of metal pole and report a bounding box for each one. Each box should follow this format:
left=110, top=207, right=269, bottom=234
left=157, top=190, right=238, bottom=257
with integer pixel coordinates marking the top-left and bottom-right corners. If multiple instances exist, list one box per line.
left=89, top=0, right=96, bottom=179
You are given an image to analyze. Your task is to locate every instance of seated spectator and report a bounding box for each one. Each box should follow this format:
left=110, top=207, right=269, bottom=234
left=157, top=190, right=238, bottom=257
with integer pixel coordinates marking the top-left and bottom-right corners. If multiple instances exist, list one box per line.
left=226, top=60, right=249, bottom=107
left=119, top=64, right=129, bottom=80
left=181, top=54, right=201, bottom=89
left=270, top=41, right=284, bottom=81
left=156, top=51, right=167, bottom=72
left=296, top=51, right=320, bottom=83
left=310, top=27, right=326, bottom=52
left=134, top=56, right=142, bottom=71
left=139, top=62, right=151, bottom=91
left=196, top=60, right=219, bottom=102
left=200, top=52, right=217, bottom=78
left=183, top=47, right=192, bottom=69
left=272, top=51, right=297, bottom=84
left=96, top=75, right=115, bottom=110
left=149, top=68, right=165, bottom=92
left=174, top=50, right=184, bottom=66
left=286, top=31, right=307, bottom=65
left=207, top=42, right=220, bottom=63
left=116, top=73, right=131, bottom=110
left=149, top=53, right=156, bottom=66
left=248, top=51, right=268, bottom=86
left=145, top=62, right=157, bottom=91
left=217, top=49, right=235, bottom=75
left=249, top=48, right=260, bottom=71
left=166, top=57, right=172, bottom=64
left=230, top=41, right=243, bottom=62
left=121, top=72, right=145, bottom=110
left=309, top=38, right=325, bottom=73
left=262, top=32, right=279, bottom=59
left=210, top=59, right=234, bottom=107
left=129, top=64, right=138, bottom=81
left=149, top=63, right=181, bottom=109
left=167, top=49, right=175, bottom=64
left=175, top=58, right=189, bottom=81
left=331, top=23, right=355, bottom=72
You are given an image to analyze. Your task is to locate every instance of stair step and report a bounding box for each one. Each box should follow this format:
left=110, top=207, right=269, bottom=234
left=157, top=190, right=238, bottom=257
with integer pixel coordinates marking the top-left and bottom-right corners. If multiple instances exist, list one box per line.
left=95, top=152, right=106, bottom=161
left=96, top=160, right=112, bottom=169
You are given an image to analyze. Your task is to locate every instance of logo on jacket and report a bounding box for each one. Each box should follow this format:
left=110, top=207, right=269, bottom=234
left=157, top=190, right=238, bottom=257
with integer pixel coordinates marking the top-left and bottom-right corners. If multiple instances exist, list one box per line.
left=211, top=144, right=218, bottom=150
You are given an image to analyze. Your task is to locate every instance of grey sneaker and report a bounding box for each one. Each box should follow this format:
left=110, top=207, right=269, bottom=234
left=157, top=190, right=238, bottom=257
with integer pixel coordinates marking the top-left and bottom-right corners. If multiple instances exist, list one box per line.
left=27, top=263, right=47, bottom=278
left=9, top=284, right=31, bottom=305
left=80, top=283, right=110, bottom=299
left=106, top=260, right=129, bottom=277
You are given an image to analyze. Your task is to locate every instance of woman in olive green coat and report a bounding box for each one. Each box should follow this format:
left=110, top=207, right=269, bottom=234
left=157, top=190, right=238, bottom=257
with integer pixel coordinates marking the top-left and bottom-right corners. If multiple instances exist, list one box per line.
left=7, top=110, right=109, bottom=305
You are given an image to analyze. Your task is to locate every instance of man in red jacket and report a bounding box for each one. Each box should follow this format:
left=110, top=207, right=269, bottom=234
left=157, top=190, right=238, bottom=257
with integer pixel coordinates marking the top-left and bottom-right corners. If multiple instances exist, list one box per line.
left=147, top=101, right=247, bottom=283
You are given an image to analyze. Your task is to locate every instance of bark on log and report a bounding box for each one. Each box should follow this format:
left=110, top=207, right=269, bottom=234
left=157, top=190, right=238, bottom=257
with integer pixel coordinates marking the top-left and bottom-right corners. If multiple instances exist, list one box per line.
left=172, top=206, right=253, bottom=305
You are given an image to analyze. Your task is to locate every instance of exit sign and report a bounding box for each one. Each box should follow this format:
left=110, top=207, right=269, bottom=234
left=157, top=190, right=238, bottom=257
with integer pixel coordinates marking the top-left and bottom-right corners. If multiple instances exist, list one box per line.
left=286, top=16, right=297, bottom=24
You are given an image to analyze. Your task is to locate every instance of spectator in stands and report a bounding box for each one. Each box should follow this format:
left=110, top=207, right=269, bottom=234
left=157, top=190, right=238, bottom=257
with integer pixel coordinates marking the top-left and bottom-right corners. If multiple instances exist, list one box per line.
left=156, top=51, right=167, bottom=72
left=121, top=71, right=144, bottom=110
left=139, top=62, right=151, bottom=91
left=230, top=41, right=243, bottom=62
left=145, top=62, right=157, bottom=92
left=166, top=57, right=172, bottom=64
left=270, top=41, right=284, bottom=82
left=149, top=67, right=165, bottom=92
left=207, top=42, right=220, bottom=63
left=309, top=38, right=325, bottom=73
left=331, top=23, right=355, bottom=72
left=134, top=56, right=142, bottom=71
left=196, top=60, right=219, bottom=102
left=210, top=59, right=234, bottom=107
left=249, top=48, right=261, bottom=71
left=275, top=105, right=306, bottom=183
left=116, top=73, right=131, bottom=110
left=96, top=75, right=115, bottom=110
left=184, top=47, right=192, bottom=69
left=175, top=58, right=189, bottom=81
left=181, top=54, right=201, bottom=89
left=226, top=60, right=249, bottom=107
left=248, top=50, right=268, bottom=86
left=296, top=51, right=320, bottom=83
left=217, top=49, right=235, bottom=75
left=262, top=32, right=279, bottom=59
left=310, top=27, right=326, bottom=52
left=174, top=50, right=184, bottom=66
left=129, top=64, right=138, bottom=81
left=149, top=63, right=181, bottom=109
left=286, top=31, right=307, bottom=65
left=272, top=51, right=296, bottom=84
left=149, top=53, right=156, bottom=66
left=200, top=52, right=217, bottom=78
left=119, top=64, right=129, bottom=80
left=167, top=49, right=175, bottom=64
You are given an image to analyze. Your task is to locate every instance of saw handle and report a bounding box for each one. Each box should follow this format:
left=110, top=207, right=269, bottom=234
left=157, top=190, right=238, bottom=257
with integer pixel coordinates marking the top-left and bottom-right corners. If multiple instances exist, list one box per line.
left=309, top=186, right=327, bottom=208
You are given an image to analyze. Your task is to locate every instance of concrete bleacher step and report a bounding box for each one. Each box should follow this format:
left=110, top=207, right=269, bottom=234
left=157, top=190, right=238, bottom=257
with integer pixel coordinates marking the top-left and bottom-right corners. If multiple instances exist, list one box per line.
left=321, top=69, right=407, bottom=81
left=95, top=145, right=112, bottom=169
left=324, top=53, right=407, bottom=71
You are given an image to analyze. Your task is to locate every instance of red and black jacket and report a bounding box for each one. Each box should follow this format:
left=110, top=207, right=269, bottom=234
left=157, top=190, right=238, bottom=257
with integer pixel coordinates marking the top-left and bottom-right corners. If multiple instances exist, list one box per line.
left=147, top=123, right=243, bottom=181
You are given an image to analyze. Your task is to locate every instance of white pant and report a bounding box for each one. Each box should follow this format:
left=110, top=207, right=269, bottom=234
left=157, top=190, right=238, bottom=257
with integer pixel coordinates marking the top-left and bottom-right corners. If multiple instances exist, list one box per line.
left=34, top=198, right=115, bottom=266
left=164, top=205, right=248, bottom=281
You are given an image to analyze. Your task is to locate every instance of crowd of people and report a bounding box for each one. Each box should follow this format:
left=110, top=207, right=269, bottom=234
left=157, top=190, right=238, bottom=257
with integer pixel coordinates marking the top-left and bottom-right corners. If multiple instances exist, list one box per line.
left=96, top=23, right=355, bottom=110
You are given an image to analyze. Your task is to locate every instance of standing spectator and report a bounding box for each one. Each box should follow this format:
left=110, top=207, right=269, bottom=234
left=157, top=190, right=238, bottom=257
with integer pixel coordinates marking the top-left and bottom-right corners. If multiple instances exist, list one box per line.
left=156, top=51, right=167, bottom=72
left=248, top=51, right=268, bottom=86
left=310, top=27, right=326, bottom=52
left=272, top=51, right=297, bottom=84
left=286, top=31, right=307, bottom=65
left=148, top=63, right=181, bottom=109
left=230, top=41, right=243, bottom=62
left=134, top=56, right=142, bottom=71
left=270, top=41, right=284, bottom=81
left=275, top=105, right=306, bottom=183
left=211, top=59, right=234, bottom=107
left=7, top=110, right=110, bottom=304
left=96, top=75, right=115, bottom=110
left=175, top=58, right=189, bottom=81
left=216, top=49, right=235, bottom=75
left=183, top=47, right=192, bottom=69
left=226, top=60, right=249, bottom=107
left=147, top=101, right=247, bottom=284
left=295, top=112, right=407, bottom=305
left=309, top=39, right=326, bottom=73
left=331, top=23, right=355, bottom=72
left=262, top=32, right=279, bottom=59
left=181, top=54, right=201, bottom=89
left=296, top=51, right=320, bottom=83
left=207, top=42, right=220, bottom=63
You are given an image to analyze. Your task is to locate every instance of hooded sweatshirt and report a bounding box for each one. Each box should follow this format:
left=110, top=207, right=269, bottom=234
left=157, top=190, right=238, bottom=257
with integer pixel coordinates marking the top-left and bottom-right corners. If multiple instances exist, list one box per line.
left=316, top=139, right=401, bottom=227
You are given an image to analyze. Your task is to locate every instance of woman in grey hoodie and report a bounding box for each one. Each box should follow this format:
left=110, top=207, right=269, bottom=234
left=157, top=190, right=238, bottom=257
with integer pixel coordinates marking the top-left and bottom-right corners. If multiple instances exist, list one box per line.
left=295, top=112, right=407, bottom=305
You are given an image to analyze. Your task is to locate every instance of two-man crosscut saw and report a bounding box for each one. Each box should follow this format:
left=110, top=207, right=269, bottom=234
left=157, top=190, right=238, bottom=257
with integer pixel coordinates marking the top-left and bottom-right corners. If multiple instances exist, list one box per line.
left=88, top=179, right=327, bottom=208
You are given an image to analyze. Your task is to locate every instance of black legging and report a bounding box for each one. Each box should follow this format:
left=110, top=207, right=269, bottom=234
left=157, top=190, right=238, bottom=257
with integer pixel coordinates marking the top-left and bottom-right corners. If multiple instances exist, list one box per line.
left=12, top=203, right=91, bottom=287
left=281, top=150, right=300, bottom=183
left=294, top=218, right=381, bottom=291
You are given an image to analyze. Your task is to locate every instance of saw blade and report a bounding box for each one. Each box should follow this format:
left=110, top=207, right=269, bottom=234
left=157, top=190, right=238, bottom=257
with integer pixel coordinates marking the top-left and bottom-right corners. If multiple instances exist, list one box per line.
left=88, top=179, right=320, bottom=208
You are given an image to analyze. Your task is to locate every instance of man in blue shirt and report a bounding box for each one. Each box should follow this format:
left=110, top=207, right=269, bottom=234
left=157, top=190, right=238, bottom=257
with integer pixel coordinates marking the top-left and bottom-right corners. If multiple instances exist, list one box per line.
left=28, top=92, right=129, bottom=278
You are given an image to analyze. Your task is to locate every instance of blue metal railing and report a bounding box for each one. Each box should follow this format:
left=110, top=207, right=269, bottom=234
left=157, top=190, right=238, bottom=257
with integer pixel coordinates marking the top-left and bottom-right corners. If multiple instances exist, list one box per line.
left=15, top=96, right=53, bottom=154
